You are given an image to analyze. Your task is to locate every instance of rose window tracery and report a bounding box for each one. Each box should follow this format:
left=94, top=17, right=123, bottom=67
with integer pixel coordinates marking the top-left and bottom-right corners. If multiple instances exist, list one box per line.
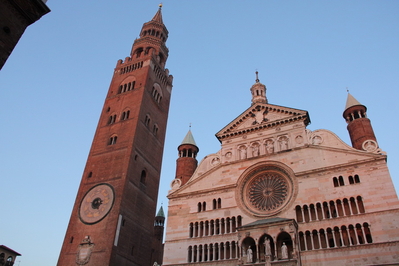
left=236, top=163, right=296, bottom=217
left=248, top=173, right=287, bottom=211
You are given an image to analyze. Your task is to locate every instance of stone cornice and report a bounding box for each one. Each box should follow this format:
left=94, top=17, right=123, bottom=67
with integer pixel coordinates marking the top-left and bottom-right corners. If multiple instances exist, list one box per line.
left=168, top=184, right=236, bottom=200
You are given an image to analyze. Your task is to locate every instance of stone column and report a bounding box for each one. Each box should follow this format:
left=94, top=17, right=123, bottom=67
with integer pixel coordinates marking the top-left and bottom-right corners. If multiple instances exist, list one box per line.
left=327, top=203, right=333, bottom=219
left=300, top=208, right=305, bottom=222
left=224, top=243, right=227, bottom=260
left=213, top=244, right=216, bottom=261
left=348, top=201, right=353, bottom=215
left=310, top=232, right=314, bottom=250
left=360, top=225, right=367, bottom=244
left=321, top=204, right=326, bottom=219
left=317, top=231, right=322, bottom=249
left=345, top=227, right=352, bottom=246
left=339, top=229, right=344, bottom=247
left=332, top=230, right=337, bottom=247
left=354, top=199, right=360, bottom=214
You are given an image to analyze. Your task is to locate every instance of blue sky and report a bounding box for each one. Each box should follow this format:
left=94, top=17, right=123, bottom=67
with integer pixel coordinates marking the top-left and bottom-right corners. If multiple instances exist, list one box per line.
left=0, top=1, right=398, bottom=265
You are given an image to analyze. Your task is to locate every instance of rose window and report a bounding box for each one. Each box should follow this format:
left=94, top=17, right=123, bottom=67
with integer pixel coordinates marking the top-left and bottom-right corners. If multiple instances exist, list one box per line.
left=236, top=164, right=295, bottom=217
left=248, top=173, right=287, bottom=211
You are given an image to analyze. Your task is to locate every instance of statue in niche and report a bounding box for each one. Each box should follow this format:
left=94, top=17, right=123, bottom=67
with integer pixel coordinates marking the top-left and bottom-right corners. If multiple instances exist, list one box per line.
left=281, top=242, right=288, bottom=259
left=265, top=140, right=274, bottom=154
left=279, top=137, right=288, bottom=151
left=252, top=144, right=260, bottom=157
left=247, top=246, right=253, bottom=263
left=264, top=237, right=271, bottom=256
left=239, top=146, right=247, bottom=160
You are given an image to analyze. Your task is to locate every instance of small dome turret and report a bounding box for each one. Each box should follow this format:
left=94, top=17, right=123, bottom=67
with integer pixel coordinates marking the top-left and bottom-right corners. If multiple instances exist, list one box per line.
left=250, top=71, right=268, bottom=105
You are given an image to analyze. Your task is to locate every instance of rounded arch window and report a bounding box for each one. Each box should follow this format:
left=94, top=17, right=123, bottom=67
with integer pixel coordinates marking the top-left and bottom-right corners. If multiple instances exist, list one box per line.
left=236, top=162, right=297, bottom=217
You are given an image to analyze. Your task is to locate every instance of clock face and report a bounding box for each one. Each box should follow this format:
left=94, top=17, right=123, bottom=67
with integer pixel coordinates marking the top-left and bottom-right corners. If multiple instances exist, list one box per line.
left=79, top=183, right=115, bottom=225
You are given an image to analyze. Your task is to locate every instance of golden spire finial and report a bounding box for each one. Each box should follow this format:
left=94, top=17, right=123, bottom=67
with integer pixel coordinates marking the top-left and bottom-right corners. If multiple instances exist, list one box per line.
left=159, top=3, right=163, bottom=8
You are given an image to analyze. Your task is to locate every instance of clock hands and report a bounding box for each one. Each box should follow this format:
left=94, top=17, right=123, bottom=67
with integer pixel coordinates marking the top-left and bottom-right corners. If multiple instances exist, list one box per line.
left=91, top=197, right=103, bottom=209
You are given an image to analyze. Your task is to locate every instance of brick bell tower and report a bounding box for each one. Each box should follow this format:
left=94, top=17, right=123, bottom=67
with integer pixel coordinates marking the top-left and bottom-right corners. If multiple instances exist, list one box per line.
left=343, top=93, right=377, bottom=151
left=57, top=5, right=173, bottom=266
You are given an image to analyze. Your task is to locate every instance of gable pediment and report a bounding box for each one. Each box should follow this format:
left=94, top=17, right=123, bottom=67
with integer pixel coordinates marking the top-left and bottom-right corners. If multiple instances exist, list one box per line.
left=216, top=103, right=310, bottom=141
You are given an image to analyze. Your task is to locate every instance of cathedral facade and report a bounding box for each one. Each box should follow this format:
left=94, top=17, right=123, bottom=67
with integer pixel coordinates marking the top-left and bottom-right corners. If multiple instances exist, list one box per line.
left=163, top=75, right=399, bottom=265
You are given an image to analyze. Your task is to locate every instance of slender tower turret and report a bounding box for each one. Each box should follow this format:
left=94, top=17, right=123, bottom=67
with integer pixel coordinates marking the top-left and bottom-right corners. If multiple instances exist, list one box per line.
left=175, top=130, right=199, bottom=185
left=343, top=93, right=377, bottom=151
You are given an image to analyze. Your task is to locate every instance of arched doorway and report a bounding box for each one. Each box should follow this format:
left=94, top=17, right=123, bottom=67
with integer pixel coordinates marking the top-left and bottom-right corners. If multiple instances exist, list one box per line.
left=259, top=234, right=275, bottom=262
left=242, top=237, right=256, bottom=263
left=276, top=231, right=293, bottom=260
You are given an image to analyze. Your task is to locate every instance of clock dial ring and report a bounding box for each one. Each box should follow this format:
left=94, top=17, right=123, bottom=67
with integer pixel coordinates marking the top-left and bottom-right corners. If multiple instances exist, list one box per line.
left=79, top=183, right=115, bottom=225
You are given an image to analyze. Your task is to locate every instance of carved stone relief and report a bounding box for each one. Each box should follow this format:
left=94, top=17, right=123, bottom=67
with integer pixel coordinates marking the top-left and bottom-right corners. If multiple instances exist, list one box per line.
left=278, top=136, right=289, bottom=151
left=170, top=178, right=181, bottom=190
left=251, top=142, right=260, bottom=157
left=265, top=139, right=275, bottom=154
left=311, top=135, right=323, bottom=145
left=211, top=157, right=221, bottom=166
left=239, top=145, right=247, bottom=160
left=295, top=135, right=303, bottom=145
left=362, top=140, right=378, bottom=152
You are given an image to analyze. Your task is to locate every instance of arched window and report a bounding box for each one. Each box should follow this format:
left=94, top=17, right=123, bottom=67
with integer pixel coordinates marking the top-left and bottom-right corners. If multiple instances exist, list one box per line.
left=217, top=198, right=221, bottom=209
left=187, top=246, right=192, bottom=262
left=197, top=202, right=202, bottom=212
left=108, top=136, right=117, bottom=145
left=326, top=228, right=335, bottom=247
left=333, top=177, right=339, bottom=187
left=213, top=199, right=217, bottom=210
left=144, top=114, right=151, bottom=127
left=338, top=176, right=345, bottom=186
left=357, top=196, right=365, bottom=213
left=108, top=114, right=116, bottom=125
left=295, top=205, right=303, bottom=222
left=363, top=223, right=373, bottom=243
left=153, top=124, right=159, bottom=136
left=6, top=256, right=13, bottom=266
left=316, top=202, right=323, bottom=220
left=348, top=175, right=354, bottom=184
left=189, top=223, right=193, bottom=238
left=121, top=110, right=130, bottom=121
left=202, top=202, right=206, bottom=211
left=151, top=83, right=163, bottom=104
left=237, top=215, right=242, bottom=227
left=354, top=174, right=360, bottom=183
left=140, top=170, right=146, bottom=184
left=356, top=224, right=364, bottom=244
left=309, top=204, right=316, bottom=221
left=303, top=205, right=310, bottom=222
